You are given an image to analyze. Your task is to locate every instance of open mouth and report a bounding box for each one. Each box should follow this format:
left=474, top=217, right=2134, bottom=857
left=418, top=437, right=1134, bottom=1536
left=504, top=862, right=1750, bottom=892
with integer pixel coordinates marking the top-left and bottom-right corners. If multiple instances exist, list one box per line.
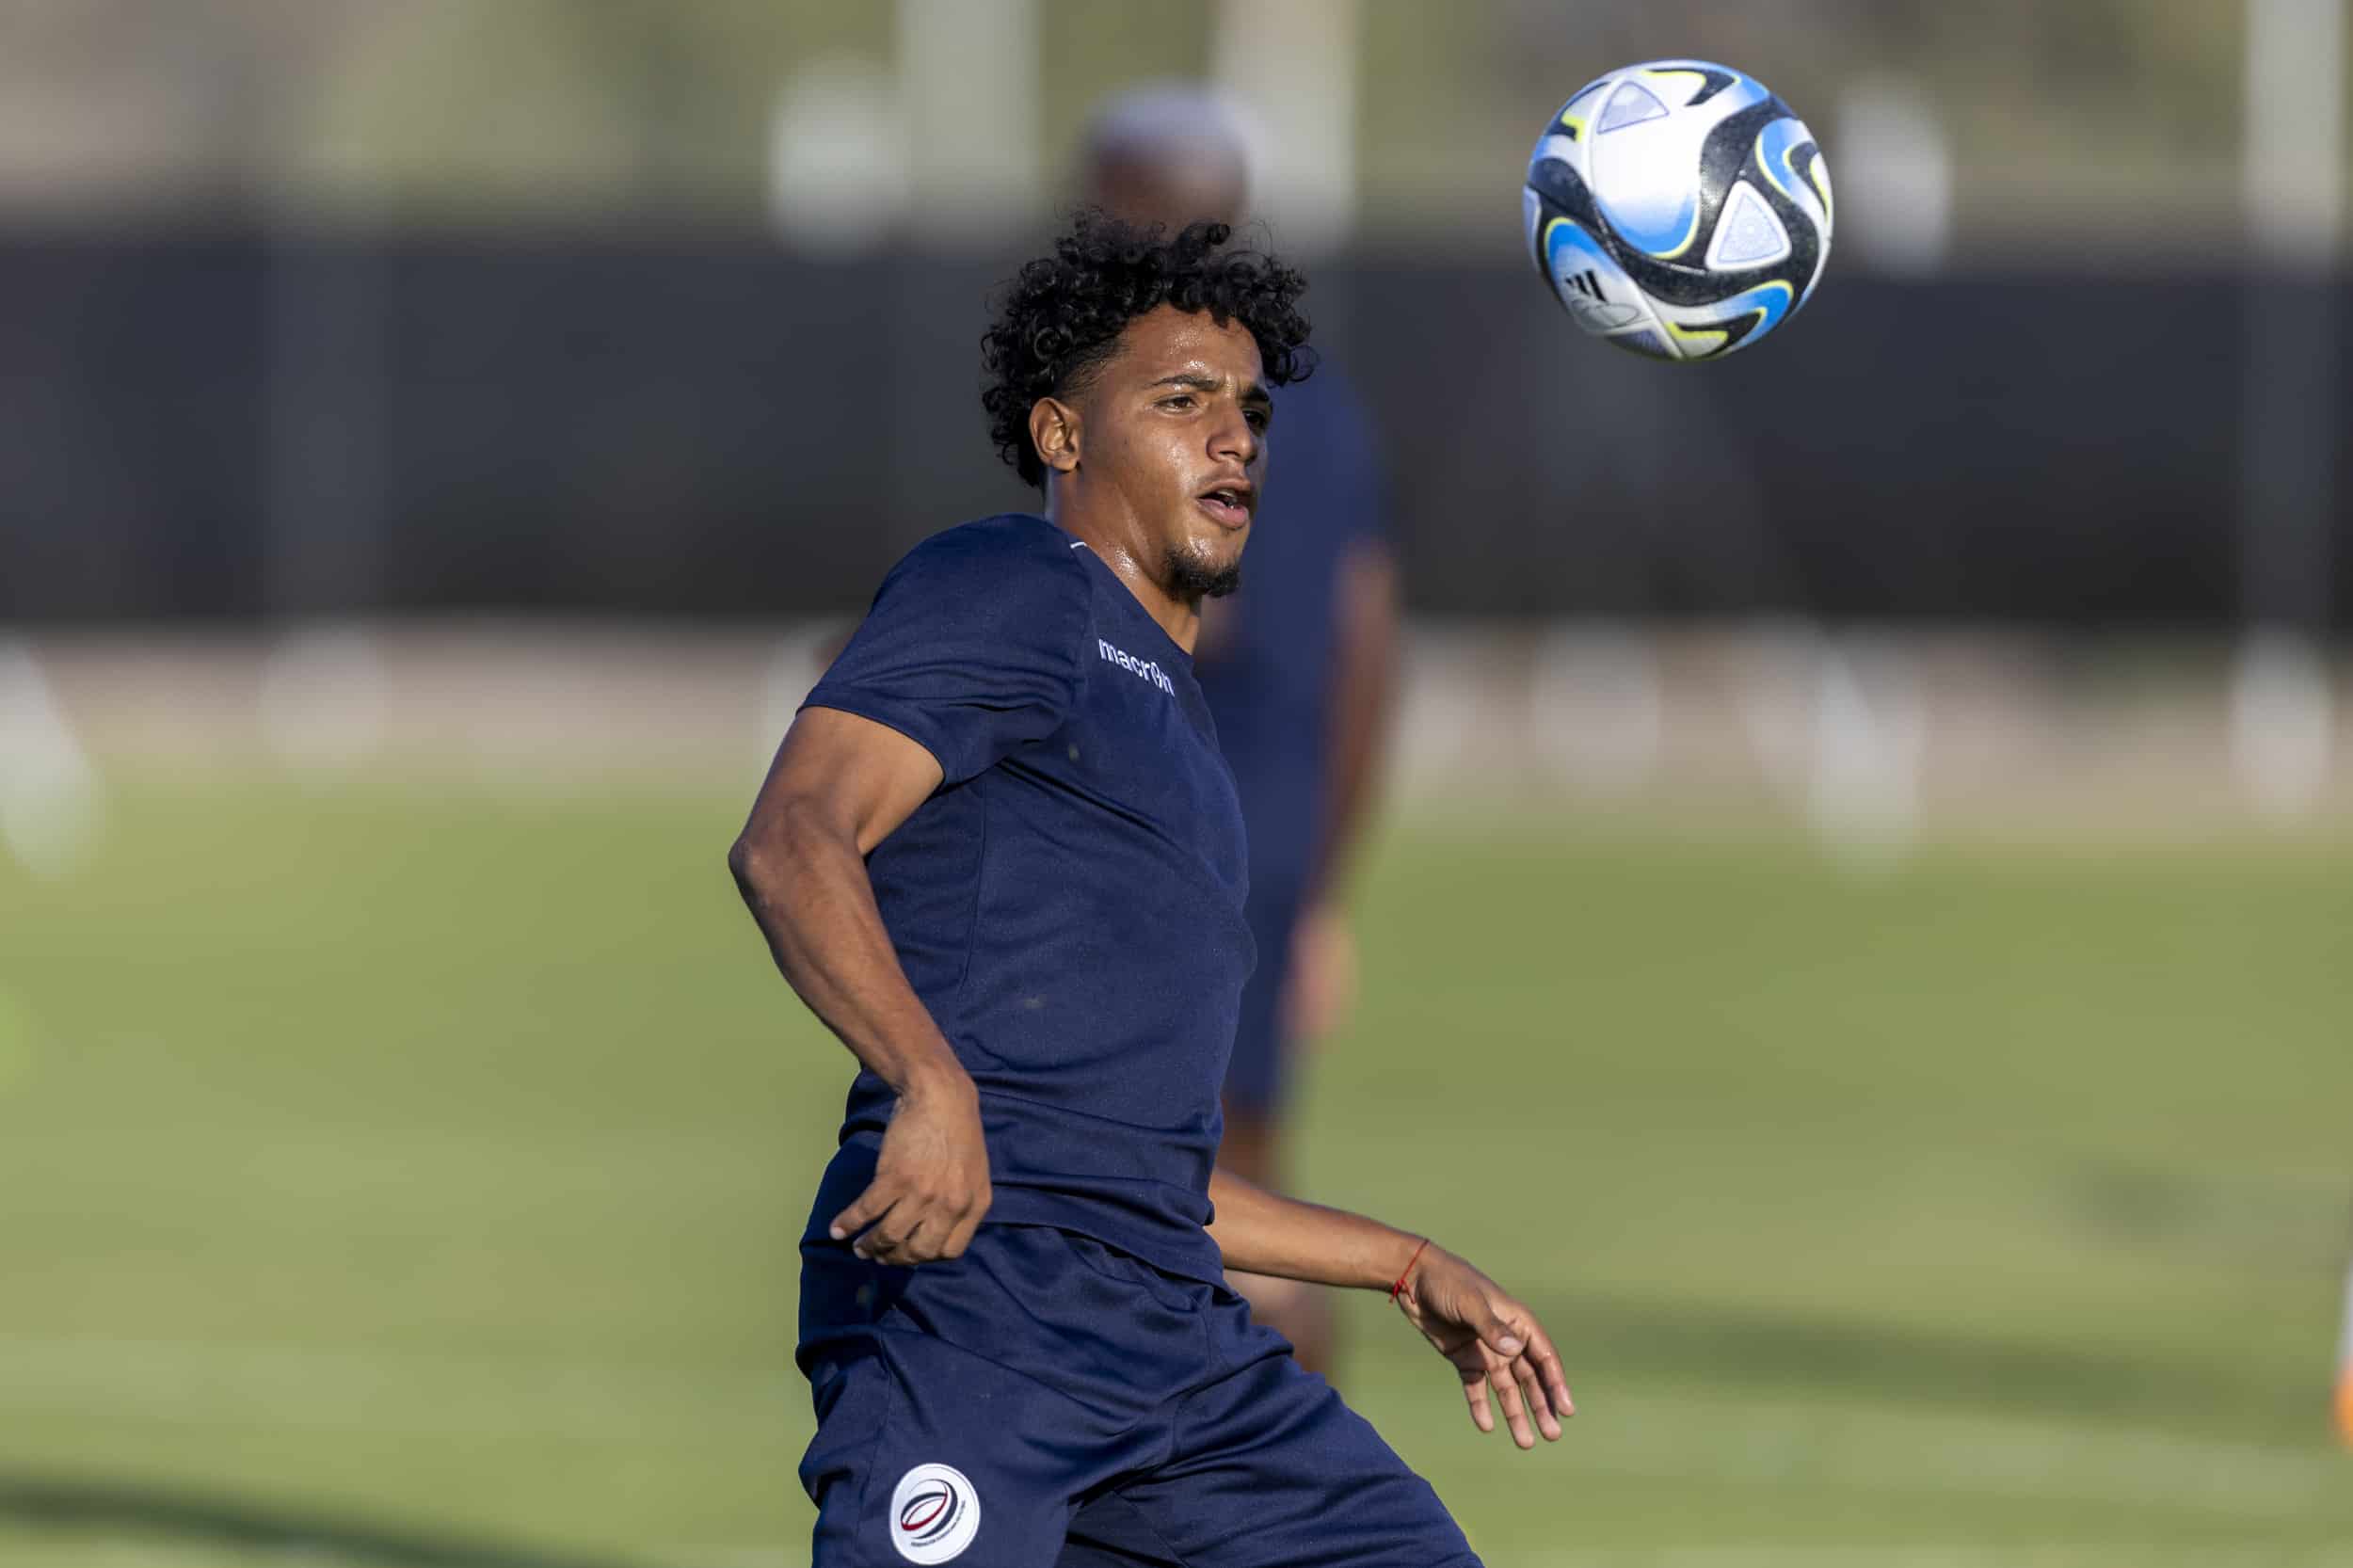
left=1196, top=486, right=1253, bottom=528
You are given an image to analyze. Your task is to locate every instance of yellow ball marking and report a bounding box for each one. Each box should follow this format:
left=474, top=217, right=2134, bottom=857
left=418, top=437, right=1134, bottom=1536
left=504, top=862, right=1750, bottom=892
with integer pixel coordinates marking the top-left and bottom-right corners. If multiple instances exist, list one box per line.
left=1659, top=208, right=1705, bottom=261
left=1666, top=321, right=1729, bottom=357
left=1638, top=69, right=1711, bottom=105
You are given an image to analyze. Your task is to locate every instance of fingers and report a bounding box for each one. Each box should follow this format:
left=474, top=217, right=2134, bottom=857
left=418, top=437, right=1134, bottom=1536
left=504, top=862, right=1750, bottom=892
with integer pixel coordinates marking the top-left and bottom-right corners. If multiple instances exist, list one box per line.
left=846, top=1196, right=917, bottom=1263
left=1427, top=1271, right=1577, bottom=1448
left=830, top=1177, right=991, bottom=1265
left=1458, top=1343, right=1534, bottom=1447
left=828, top=1182, right=897, bottom=1246
left=1512, top=1354, right=1561, bottom=1443
left=830, top=1173, right=931, bottom=1264
left=864, top=1208, right=937, bottom=1265
left=1488, top=1306, right=1563, bottom=1441
left=1476, top=1316, right=1539, bottom=1447
left=1525, top=1325, right=1576, bottom=1420
left=1480, top=1313, right=1524, bottom=1362
left=939, top=1202, right=987, bottom=1262
left=1459, top=1360, right=1496, bottom=1434
left=1488, top=1295, right=1576, bottom=1432
left=1487, top=1350, right=1537, bottom=1448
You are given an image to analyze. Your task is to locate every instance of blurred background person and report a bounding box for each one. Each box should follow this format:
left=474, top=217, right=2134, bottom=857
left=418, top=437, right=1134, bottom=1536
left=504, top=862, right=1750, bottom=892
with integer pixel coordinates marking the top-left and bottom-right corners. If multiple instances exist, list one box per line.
left=1078, top=85, right=1400, bottom=1383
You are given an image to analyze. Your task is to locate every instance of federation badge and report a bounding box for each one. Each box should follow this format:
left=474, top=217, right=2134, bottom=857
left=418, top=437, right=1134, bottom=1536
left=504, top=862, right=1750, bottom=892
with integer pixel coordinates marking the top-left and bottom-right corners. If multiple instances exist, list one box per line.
left=889, top=1463, right=980, bottom=1563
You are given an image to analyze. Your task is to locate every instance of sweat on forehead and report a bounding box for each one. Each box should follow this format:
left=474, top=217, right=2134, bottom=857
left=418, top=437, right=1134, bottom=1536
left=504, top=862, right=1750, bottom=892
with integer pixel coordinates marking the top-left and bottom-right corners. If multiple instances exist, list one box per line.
left=1083, top=310, right=1262, bottom=390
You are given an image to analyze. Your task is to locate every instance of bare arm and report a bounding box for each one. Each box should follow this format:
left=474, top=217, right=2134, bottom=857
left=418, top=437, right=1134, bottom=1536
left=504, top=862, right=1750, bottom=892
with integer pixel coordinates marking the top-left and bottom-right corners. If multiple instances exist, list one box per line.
left=728, top=706, right=990, bottom=1265
left=1207, top=1167, right=1576, bottom=1448
left=1206, top=1163, right=1420, bottom=1288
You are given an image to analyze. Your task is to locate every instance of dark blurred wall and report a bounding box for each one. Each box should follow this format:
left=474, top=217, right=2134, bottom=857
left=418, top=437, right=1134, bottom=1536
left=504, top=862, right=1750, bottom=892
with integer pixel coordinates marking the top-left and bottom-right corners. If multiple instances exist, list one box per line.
left=2, top=220, right=2341, bottom=628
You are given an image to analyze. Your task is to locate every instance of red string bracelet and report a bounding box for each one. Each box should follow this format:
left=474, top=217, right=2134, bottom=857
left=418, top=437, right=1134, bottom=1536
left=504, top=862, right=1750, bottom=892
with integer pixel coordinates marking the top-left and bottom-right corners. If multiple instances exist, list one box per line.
left=1389, top=1238, right=1430, bottom=1303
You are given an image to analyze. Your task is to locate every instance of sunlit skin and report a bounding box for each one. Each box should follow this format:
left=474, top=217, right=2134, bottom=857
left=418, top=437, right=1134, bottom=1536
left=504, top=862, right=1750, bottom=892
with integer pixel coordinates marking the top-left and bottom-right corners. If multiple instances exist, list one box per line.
left=1027, top=304, right=1272, bottom=653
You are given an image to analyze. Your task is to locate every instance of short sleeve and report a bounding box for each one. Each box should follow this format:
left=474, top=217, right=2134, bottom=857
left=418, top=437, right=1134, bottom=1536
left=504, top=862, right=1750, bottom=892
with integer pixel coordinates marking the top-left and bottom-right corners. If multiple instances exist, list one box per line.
left=803, top=519, right=1091, bottom=785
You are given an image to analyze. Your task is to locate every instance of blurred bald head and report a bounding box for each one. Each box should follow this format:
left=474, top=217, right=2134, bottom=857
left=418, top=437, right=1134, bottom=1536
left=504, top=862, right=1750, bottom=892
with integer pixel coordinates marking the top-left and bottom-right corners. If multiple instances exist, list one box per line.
left=1079, top=85, right=1251, bottom=232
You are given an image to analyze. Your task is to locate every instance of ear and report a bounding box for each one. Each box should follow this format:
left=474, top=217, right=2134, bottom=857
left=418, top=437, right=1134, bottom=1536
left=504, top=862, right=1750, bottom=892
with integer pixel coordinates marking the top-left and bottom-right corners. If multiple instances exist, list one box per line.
left=1029, top=396, right=1080, bottom=476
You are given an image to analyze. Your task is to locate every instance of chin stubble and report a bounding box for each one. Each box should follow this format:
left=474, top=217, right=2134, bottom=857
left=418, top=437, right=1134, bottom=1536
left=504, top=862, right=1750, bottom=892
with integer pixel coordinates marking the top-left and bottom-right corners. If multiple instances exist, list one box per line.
left=1164, top=544, right=1241, bottom=601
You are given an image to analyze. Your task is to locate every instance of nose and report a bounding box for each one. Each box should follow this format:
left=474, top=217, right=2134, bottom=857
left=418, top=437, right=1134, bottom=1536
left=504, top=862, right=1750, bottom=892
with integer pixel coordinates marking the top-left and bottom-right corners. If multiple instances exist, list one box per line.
left=1209, top=398, right=1259, bottom=468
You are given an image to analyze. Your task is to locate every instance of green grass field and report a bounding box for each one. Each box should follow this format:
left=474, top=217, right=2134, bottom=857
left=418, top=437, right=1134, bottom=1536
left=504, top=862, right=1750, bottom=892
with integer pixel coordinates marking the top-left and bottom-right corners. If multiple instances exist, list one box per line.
left=2, top=775, right=2349, bottom=1565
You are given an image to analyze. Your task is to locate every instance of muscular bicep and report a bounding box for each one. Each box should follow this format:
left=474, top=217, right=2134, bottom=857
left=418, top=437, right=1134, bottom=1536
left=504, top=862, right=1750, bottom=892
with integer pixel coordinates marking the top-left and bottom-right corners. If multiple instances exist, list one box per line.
left=747, top=706, right=946, bottom=856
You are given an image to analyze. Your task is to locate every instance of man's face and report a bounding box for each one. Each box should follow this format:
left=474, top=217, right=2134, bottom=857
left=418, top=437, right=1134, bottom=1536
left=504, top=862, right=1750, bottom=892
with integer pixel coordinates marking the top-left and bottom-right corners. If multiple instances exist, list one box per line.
left=1074, top=303, right=1270, bottom=601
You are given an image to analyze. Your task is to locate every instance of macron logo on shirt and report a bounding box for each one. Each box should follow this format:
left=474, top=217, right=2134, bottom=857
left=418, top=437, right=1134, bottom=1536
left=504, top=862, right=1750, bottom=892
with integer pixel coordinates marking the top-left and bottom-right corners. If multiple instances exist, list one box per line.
left=1097, top=638, right=1176, bottom=696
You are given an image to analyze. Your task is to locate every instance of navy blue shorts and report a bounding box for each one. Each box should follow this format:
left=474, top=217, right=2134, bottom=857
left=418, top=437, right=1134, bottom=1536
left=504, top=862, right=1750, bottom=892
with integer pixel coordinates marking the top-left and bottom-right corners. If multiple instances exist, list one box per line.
left=796, top=1223, right=1480, bottom=1566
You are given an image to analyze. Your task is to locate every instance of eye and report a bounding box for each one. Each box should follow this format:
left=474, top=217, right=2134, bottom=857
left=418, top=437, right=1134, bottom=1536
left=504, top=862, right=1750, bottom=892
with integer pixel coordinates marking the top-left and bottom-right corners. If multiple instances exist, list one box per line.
left=1159, top=393, right=1196, bottom=411
left=1244, top=408, right=1270, bottom=433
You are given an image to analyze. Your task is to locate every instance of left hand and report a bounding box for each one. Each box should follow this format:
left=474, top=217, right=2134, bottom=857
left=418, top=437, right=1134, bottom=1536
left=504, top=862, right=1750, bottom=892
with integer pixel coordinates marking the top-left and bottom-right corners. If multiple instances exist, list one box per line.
left=1393, top=1243, right=1575, bottom=1449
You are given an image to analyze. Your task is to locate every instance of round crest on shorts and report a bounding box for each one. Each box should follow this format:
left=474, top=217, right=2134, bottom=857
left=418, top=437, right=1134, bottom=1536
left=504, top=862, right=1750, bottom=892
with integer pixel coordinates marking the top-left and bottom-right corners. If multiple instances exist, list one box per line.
left=889, top=1462, right=981, bottom=1563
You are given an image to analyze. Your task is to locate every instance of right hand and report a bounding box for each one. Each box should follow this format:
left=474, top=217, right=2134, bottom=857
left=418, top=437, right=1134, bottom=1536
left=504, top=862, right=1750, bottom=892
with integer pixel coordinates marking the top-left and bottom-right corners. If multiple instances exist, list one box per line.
left=828, top=1066, right=992, bottom=1265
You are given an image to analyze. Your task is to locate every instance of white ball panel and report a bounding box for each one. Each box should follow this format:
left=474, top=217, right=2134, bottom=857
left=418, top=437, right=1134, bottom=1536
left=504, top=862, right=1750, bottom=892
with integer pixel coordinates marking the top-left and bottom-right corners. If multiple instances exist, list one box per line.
left=1705, top=181, right=1792, bottom=270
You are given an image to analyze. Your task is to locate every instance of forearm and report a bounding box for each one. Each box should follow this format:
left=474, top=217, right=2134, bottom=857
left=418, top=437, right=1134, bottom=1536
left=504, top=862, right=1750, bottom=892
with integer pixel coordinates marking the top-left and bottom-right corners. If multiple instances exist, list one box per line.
left=1206, top=1166, right=1423, bottom=1289
left=728, top=804, right=967, bottom=1096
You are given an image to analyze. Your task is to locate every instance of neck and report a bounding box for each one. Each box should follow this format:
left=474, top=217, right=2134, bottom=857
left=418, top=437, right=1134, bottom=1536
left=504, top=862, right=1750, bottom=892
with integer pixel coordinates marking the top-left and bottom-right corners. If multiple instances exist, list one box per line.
left=1043, top=487, right=1200, bottom=653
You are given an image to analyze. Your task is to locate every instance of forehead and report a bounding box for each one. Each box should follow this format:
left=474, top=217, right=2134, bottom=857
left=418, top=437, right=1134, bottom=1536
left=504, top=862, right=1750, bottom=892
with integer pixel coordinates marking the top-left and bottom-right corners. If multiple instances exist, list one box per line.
left=1104, top=304, right=1263, bottom=386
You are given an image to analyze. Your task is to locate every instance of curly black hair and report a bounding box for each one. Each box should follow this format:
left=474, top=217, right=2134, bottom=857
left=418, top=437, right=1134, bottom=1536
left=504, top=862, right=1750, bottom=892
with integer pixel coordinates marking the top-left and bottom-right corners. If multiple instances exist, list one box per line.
left=981, top=211, right=1316, bottom=488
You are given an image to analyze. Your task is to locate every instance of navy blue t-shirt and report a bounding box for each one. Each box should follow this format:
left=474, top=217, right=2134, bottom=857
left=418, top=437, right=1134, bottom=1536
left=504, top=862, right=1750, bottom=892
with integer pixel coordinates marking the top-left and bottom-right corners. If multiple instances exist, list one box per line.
left=801, top=513, right=1254, bottom=1284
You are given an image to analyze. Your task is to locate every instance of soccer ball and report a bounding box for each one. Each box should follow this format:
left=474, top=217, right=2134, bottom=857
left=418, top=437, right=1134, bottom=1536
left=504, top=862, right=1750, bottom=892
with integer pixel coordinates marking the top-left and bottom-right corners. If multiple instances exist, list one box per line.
left=1524, top=60, right=1831, bottom=361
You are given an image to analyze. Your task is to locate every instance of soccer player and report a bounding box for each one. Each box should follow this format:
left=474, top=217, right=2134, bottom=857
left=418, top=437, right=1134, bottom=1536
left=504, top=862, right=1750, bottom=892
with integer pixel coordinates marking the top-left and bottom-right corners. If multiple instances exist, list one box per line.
left=1079, top=88, right=1400, bottom=1381
left=730, top=214, right=1568, bottom=1566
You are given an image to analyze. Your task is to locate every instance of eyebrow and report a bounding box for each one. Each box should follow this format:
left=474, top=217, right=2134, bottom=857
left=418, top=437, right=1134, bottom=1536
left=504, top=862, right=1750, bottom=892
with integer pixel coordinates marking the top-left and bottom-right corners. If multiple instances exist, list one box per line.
left=1148, top=371, right=1274, bottom=410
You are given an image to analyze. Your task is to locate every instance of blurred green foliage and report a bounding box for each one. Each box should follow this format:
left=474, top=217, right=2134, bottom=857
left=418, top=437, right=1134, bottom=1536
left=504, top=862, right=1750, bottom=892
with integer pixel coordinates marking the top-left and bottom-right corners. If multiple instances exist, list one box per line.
left=0, top=0, right=2307, bottom=250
